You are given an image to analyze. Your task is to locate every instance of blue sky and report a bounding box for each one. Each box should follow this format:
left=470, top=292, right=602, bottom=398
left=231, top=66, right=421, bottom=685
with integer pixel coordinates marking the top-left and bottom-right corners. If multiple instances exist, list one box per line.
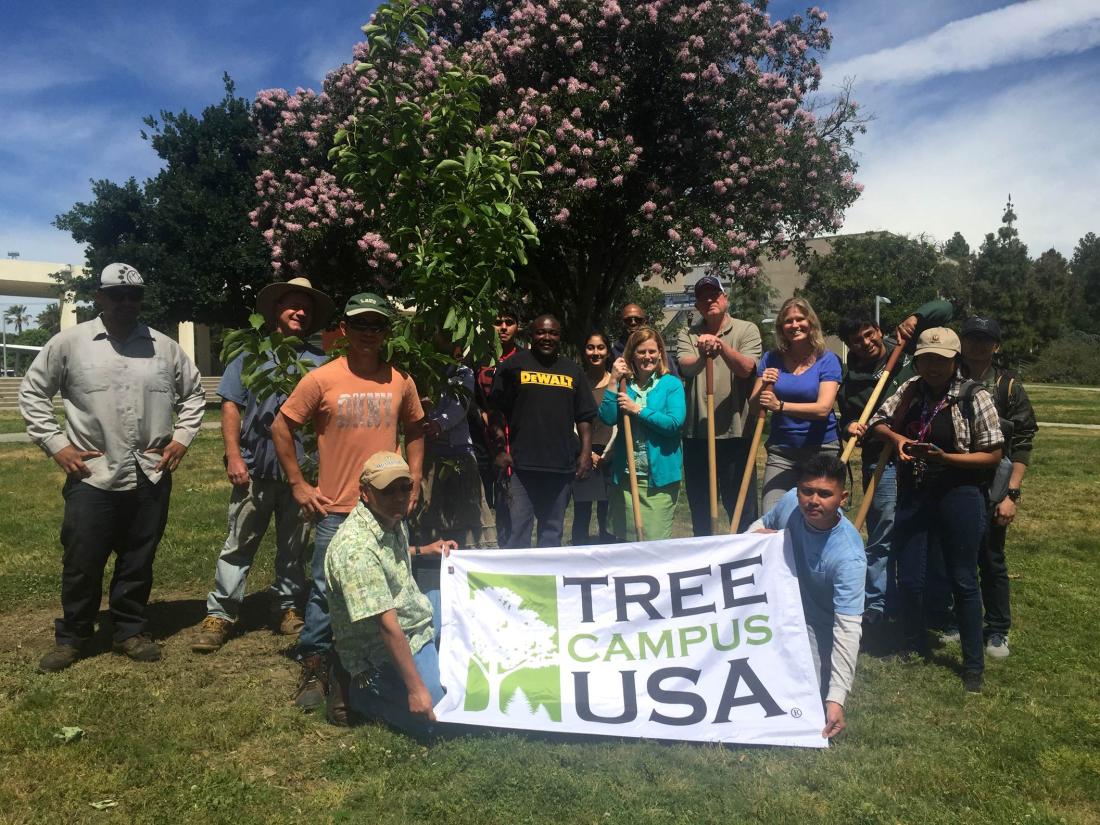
left=3, top=0, right=1100, bottom=318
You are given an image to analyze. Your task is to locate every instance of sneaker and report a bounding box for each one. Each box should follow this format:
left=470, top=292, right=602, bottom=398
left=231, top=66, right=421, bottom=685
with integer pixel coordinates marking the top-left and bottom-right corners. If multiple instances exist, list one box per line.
left=37, top=644, right=82, bottom=674
left=277, top=608, right=305, bottom=636
left=192, top=616, right=233, bottom=653
left=985, top=633, right=1010, bottom=659
left=963, top=670, right=983, bottom=694
left=113, top=633, right=161, bottom=662
left=295, top=654, right=328, bottom=711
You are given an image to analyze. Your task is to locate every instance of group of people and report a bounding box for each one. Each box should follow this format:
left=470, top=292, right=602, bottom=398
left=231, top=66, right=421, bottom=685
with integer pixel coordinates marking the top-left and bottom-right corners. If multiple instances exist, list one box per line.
left=18, top=261, right=1036, bottom=739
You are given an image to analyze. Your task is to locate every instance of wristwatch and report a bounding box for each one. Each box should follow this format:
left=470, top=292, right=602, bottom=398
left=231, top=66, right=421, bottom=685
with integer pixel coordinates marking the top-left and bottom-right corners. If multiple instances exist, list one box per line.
left=1006, top=488, right=1022, bottom=502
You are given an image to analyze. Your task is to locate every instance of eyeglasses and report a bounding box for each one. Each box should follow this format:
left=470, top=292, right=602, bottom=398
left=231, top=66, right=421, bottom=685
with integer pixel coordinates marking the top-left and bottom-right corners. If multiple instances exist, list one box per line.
left=375, top=482, right=413, bottom=497
left=346, top=319, right=391, bottom=333
left=103, top=288, right=144, bottom=303
left=622, top=316, right=647, bottom=326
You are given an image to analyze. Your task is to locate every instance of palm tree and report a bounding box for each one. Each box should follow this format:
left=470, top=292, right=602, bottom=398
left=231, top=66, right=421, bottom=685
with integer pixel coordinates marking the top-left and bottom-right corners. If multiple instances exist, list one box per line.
left=4, top=305, right=30, bottom=334
left=35, top=303, right=61, bottom=334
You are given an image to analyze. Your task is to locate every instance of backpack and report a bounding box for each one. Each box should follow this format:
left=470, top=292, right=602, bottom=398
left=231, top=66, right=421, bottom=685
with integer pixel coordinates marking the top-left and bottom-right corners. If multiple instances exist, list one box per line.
left=959, top=375, right=1015, bottom=502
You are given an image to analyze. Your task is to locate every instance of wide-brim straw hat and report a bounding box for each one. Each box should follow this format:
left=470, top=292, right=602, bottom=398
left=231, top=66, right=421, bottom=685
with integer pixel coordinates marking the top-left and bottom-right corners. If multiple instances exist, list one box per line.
left=256, top=277, right=336, bottom=337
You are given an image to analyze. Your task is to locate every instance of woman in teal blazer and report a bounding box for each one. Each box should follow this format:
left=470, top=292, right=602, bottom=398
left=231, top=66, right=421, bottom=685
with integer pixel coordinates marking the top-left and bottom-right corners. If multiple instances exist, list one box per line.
left=600, top=326, right=686, bottom=540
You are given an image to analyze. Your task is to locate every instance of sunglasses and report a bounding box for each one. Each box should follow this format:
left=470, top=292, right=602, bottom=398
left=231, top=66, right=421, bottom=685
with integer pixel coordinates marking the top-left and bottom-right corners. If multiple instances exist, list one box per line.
left=345, top=318, right=391, bottom=333
left=375, top=482, right=413, bottom=497
left=103, top=288, right=144, bottom=303
left=622, top=316, right=647, bottom=326
left=494, top=317, right=518, bottom=327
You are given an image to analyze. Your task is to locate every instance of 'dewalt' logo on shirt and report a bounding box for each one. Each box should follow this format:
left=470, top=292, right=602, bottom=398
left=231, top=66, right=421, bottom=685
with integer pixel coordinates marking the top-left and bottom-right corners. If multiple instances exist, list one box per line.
left=520, top=371, right=574, bottom=389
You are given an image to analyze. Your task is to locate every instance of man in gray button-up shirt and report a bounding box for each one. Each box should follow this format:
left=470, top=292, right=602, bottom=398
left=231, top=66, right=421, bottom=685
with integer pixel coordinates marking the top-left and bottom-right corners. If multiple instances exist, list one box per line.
left=19, top=263, right=205, bottom=673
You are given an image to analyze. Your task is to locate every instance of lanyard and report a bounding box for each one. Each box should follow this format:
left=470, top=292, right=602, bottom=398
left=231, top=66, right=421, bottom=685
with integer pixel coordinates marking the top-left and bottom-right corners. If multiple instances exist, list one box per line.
left=916, top=393, right=950, bottom=442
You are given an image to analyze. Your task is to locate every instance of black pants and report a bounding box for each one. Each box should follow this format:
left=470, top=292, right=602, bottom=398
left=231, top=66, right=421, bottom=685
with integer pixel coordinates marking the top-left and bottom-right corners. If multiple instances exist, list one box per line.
left=978, top=518, right=1011, bottom=637
left=56, top=473, right=172, bottom=646
left=683, top=437, right=757, bottom=536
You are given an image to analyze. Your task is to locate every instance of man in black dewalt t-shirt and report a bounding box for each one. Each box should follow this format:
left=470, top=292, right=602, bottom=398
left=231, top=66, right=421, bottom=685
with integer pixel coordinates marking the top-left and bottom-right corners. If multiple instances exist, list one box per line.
left=490, top=314, right=596, bottom=548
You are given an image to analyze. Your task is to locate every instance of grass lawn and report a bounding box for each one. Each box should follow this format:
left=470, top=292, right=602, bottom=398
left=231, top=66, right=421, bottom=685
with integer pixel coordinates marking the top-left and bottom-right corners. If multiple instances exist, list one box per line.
left=0, top=396, right=1098, bottom=823
left=1025, top=385, right=1100, bottom=426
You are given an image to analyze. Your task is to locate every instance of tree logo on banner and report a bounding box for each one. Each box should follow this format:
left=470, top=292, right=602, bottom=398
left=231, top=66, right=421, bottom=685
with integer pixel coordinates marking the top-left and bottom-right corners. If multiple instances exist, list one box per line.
left=463, top=573, right=561, bottom=722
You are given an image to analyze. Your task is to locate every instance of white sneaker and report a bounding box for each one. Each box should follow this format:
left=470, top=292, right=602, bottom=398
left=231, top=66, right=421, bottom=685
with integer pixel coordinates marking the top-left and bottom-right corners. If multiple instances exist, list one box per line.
left=985, top=634, right=1010, bottom=658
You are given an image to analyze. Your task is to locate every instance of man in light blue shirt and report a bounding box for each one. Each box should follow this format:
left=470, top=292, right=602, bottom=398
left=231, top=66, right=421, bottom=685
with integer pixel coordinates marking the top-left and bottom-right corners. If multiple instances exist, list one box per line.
left=192, top=277, right=334, bottom=653
left=753, top=454, right=866, bottom=738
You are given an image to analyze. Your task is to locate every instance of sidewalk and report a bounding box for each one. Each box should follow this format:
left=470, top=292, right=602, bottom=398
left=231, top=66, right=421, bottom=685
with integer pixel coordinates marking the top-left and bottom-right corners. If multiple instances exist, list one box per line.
left=0, top=421, right=221, bottom=444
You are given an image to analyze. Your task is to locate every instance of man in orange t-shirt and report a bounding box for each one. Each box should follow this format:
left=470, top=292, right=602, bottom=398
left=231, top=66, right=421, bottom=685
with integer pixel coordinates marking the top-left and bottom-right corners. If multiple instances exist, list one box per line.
left=272, top=292, right=424, bottom=713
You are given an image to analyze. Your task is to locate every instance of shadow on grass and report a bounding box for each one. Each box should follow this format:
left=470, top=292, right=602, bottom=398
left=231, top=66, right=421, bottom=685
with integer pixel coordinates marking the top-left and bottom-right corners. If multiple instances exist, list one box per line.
left=80, top=590, right=291, bottom=653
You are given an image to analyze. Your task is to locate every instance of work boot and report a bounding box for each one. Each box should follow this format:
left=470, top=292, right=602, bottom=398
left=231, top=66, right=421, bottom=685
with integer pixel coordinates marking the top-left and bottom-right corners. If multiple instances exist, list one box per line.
left=113, top=633, right=161, bottom=662
left=277, top=608, right=305, bottom=636
left=192, top=616, right=233, bottom=653
left=327, top=656, right=353, bottom=727
left=295, top=654, right=328, bottom=711
left=38, top=644, right=82, bottom=674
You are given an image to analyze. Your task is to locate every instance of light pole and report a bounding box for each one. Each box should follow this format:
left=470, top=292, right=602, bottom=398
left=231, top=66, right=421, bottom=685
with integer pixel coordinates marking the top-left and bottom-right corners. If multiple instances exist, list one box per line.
left=875, top=295, right=892, bottom=328
left=1, top=311, right=7, bottom=377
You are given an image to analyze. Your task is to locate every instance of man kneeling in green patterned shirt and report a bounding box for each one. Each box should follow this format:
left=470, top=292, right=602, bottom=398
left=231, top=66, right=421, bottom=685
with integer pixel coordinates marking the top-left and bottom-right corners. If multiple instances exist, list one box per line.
left=324, top=451, right=455, bottom=734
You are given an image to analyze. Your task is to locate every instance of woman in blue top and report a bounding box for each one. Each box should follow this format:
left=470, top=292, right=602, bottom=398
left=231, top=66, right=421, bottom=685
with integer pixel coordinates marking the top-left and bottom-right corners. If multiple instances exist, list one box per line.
left=600, top=327, right=686, bottom=540
left=751, top=297, right=842, bottom=514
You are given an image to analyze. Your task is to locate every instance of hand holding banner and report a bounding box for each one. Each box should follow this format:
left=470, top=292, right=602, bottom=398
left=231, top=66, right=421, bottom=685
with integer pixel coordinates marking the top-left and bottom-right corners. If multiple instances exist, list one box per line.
left=435, top=533, right=829, bottom=748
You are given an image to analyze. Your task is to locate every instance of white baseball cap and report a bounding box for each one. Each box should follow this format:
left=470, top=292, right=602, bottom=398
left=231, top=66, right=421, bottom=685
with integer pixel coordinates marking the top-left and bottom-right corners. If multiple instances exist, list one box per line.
left=100, top=263, right=145, bottom=289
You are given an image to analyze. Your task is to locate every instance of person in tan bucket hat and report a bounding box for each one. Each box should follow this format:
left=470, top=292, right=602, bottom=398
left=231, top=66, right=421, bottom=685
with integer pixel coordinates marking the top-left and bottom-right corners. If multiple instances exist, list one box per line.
left=255, top=277, right=336, bottom=337
left=192, top=277, right=334, bottom=654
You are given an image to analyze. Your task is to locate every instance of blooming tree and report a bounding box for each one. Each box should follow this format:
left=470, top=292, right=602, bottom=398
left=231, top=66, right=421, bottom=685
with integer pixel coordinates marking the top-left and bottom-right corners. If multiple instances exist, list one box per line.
left=254, top=0, right=863, bottom=342
left=252, top=0, right=544, bottom=396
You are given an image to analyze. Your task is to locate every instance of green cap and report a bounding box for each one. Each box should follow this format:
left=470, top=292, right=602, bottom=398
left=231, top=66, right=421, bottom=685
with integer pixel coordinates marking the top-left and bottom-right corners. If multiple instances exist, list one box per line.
left=343, top=292, right=394, bottom=319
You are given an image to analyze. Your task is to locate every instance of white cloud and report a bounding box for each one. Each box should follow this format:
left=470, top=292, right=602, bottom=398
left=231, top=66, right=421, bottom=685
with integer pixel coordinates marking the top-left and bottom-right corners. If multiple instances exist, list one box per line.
left=839, top=67, right=1100, bottom=256
left=829, top=0, right=1100, bottom=87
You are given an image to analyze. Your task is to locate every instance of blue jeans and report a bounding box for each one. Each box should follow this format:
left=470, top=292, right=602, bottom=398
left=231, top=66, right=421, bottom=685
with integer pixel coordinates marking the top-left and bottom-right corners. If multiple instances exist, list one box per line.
left=348, top=641, right=444, bottom=738
left=894, top=484, right=986, bottom=674
left=862, top=461, right=897, bottom=616
left=504, top=469, right=573, bottom=548
left=206, top=478, right=310, bottom=621
left=297, top=512, right=349, bottom=657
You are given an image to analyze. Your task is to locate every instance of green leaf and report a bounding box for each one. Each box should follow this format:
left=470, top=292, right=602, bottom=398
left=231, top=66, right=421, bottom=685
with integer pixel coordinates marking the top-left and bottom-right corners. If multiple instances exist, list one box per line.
left=53, top=726, right=84, bottom=743
left=494, top=202, right=512, bottom=216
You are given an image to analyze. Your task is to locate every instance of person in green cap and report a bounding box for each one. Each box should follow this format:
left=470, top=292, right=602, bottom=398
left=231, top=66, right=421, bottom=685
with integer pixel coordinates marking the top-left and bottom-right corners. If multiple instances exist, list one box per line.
left=272, top=292, right=426, bottom=715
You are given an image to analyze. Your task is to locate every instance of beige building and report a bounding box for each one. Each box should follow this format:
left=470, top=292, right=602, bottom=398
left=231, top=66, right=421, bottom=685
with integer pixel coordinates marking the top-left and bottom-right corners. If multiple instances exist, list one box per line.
left=0, top=259, right=212, bottom=374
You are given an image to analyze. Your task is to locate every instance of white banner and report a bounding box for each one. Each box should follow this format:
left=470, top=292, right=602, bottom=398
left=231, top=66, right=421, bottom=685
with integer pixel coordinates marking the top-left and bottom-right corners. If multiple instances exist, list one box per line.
left=435, top=532, right=828, bottom=748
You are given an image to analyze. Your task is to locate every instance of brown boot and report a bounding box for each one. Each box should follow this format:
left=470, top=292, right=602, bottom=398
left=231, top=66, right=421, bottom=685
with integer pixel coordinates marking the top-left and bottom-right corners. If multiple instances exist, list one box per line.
left=113, top=633, right=161, bottom=662
left=277, top=608, right=305, bottom=636
left=327, top=656, right=353, bottom=727
left=295, top=654, right=328, bottom=711
left=38, top=644, right=83, bottom=674
left=192, top=616, right=233, bottom=653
